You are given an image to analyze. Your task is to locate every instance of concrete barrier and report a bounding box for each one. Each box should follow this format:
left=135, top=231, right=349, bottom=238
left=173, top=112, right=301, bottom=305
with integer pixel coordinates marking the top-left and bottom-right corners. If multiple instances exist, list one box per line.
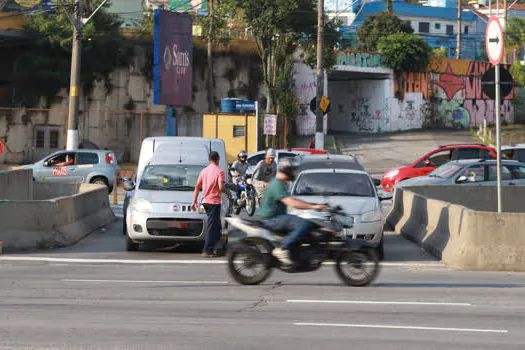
left=0, top=168, right=32, bottom=200
left=387, top=186, right=525, bottom=271
left=0, top=176, right=115, bottom=252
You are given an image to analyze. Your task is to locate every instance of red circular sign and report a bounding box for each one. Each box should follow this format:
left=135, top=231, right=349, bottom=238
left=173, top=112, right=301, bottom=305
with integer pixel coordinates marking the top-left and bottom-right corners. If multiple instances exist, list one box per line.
left=486, top=16, right=504, bottom=65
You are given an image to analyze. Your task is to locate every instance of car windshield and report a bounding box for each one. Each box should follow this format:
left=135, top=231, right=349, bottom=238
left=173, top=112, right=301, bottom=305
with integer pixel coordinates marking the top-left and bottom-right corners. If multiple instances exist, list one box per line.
left=293, top=172, right=375, bottom=197
left=428, top=163, right=464, bottom=178
left=139, top=164, right=205, bottom=191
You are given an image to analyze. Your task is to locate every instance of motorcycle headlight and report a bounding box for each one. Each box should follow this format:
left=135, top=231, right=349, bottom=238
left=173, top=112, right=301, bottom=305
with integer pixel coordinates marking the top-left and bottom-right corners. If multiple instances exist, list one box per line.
left=130, top=198, right=153, bottom=213
left=361, top=210, right=382, bottom=223
left=384, top=169, right=399, bottom=179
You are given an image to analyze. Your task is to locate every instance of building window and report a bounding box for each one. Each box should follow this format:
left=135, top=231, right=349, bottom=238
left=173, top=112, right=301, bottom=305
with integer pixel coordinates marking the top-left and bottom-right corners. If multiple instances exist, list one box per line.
left=435, top=23, right=441, bottom=30
left=447, top=25, right=454, bottom=35
left=464, top=25, right=469, bottom=34
left=49, top=130, right=59, bottom=149
left=450, top=48, right=457, bottom=57
left=35, top=130, right=45, bottom=148
left=233, top=126, right=245, bottom=138
left=419, top=22, right=430, bottom=33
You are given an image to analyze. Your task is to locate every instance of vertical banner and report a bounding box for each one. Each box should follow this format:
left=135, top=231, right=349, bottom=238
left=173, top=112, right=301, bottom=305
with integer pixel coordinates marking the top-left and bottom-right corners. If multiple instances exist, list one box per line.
left=154, top=10, right=193, bottom=106
left=263, top=114, right=277, bottom=136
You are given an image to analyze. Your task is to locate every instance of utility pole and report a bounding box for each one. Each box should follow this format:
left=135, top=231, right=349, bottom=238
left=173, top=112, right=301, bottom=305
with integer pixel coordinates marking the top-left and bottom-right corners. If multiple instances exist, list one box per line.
left=315, top=0, right=325, bottom=150
left=66, top=0, right=83, bottom=150
left=456, top=0, right=461, bottom=59
left=206, top=0, right=214, bottom=112
left=503, top=0, right=508, bottom=63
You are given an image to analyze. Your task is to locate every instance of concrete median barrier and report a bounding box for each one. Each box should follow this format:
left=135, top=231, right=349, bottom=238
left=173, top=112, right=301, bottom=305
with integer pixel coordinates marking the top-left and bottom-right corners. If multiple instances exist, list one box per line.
left=386, top=185, right=525, bottom=271
left=0, top=170, right=116, bottom=252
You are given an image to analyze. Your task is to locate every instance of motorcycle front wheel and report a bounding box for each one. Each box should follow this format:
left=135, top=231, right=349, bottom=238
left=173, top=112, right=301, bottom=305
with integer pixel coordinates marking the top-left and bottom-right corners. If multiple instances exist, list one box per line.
left=335, top=248, right=379, bottom=287
left=245, top=195, right=256, bottom=216
left=228, top=238, right=273, bottom=285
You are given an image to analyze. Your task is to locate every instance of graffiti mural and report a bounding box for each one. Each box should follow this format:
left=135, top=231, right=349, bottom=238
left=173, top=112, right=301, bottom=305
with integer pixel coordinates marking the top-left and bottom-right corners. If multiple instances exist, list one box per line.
left=398, top=58, right=514, bottom=128
left=335, top=51, right=385, bottom=68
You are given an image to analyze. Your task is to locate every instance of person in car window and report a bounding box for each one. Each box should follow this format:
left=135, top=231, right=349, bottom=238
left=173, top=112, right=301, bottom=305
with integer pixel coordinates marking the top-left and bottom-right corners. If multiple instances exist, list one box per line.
left=257, top=158, right=328, bottom=265
left=56, top=154, right=74, bottom=167
left=253, top=148, right=277, bottom=203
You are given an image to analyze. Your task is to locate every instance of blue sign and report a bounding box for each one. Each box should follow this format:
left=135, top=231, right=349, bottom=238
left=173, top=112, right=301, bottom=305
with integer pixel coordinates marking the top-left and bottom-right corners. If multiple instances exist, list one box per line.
left=235, top=100, right=256, bottom=112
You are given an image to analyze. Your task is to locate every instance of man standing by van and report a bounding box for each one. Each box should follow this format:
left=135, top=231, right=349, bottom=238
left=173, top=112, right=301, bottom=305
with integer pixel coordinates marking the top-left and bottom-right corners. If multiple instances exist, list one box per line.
left=192, top=151, right=231, bottom=257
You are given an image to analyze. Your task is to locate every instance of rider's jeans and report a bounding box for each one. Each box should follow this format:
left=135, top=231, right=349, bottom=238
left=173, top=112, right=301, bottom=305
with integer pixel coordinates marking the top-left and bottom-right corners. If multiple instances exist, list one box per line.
left=265, top=214, right=314, bottom=250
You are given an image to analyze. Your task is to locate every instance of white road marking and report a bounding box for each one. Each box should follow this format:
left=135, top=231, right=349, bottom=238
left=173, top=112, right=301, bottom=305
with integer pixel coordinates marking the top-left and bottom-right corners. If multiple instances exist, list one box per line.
left=294, top=323, right=508, bottom=334
left=62, top=279, right=229, bottom=284
left=287, top=300, right=471, bottom=306
left=0, top=256, right=442, bottom=267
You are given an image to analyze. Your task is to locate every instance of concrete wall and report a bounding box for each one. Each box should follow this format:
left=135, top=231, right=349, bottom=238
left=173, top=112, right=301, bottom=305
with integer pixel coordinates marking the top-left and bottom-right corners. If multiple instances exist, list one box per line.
left=0, top=168, right=32, bottom=200
left=387, top=186, right=525, bottom=271
left=0, top=181, right=115, bottom=252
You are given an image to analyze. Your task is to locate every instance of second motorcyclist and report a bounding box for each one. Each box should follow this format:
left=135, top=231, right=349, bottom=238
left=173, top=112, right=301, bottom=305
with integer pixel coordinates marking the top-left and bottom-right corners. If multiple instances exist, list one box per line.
left=230, top=150, right=249, bottom=205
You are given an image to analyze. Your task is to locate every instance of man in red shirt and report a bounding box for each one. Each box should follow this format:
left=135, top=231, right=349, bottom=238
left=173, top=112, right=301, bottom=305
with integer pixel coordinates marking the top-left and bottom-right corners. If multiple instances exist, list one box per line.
left=192, top=151, right=231, bottom=257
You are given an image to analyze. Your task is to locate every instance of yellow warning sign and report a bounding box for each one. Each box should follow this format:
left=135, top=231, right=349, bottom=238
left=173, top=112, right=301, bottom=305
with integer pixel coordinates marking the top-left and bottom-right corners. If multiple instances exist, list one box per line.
left=320, top=96, right=330, bottom=113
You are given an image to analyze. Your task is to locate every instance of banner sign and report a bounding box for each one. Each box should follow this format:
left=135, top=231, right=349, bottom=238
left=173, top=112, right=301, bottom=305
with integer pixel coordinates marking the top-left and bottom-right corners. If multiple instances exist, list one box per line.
left=264, top=114, right=277, bottom=136
left=146, top=0, right=208, bottom=16
left=154, top=10, right=193, bottom=106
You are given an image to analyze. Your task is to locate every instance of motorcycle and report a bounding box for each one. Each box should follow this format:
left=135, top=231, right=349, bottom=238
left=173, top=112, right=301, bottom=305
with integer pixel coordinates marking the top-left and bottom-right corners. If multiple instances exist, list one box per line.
left=228, top=173, right=257, bottom=216
left=225, top=206, right=380, bottom=286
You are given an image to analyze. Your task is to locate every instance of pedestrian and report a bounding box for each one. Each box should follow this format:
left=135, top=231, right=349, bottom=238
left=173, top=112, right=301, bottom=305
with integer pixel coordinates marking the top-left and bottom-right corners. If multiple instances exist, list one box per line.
left=192, top=151, right=232, bottom=257
left=252, top=148, right=277, bottom=204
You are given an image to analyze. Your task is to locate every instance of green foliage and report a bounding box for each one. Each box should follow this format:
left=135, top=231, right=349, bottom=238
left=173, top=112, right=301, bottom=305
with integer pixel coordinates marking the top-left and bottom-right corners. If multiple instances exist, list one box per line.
left=377, top=32, right=432, bottom=72
left=505, top=17, right=525, bottom=49
left=357, top=12, right=413, bottom=52
left=511, top=64, right=525, bottom=87
left=432, top=47, right=448, bottom=58
left=19, top=0, right=128, bottom=106
left=195, top=0, right=237, bottom=46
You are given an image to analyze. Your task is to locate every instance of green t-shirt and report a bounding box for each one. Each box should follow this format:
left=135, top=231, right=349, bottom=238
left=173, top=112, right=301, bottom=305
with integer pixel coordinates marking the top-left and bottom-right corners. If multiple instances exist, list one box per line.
left=257, top=179, right=290, bottom=218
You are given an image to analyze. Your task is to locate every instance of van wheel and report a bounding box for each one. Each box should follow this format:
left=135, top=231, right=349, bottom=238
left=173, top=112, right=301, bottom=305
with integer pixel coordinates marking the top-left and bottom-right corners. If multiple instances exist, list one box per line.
left=126, top=232, right=139, bottom=252
left=91, top=176, right=111, bottom=193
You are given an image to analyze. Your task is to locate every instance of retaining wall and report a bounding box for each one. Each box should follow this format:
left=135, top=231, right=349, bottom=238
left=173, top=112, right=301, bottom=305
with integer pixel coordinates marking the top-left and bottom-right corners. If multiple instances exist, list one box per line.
left=386, top=186, right=525, bottom=271
left=0, top=181, right=115, bottom=252
left=0, top=168, right=32, bottom=200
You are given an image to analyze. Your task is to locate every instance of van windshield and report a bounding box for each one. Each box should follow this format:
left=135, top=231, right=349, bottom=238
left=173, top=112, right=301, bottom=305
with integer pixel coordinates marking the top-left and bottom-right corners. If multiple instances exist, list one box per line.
left=139, top=164, right=205, bottom=191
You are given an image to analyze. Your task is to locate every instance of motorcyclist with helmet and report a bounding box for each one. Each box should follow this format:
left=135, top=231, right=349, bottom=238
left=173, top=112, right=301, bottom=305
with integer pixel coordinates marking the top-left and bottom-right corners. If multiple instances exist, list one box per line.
left=257, top=158, right=329, bottom=265
left=230, top=150, right=249, bottom=205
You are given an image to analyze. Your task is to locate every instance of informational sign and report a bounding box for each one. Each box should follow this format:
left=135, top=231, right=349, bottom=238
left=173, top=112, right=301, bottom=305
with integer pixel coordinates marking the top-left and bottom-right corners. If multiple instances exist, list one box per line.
left=235, top=100, right=256, bottom=113
left=154, top=10, right=193, bottom=106
left=170, top=0, right=208, bottom=16
left=263, top=114, right=277, bottom=136
left=486, top=16, right=504, bottom=66
left=52, top=166, right=68, bottom=177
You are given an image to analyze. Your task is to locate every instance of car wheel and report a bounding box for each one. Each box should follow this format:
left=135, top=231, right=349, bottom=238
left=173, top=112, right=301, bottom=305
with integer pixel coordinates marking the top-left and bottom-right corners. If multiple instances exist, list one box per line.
left=377, top=238, right=384, bottom=261
left=91, top=176, right=111, bottom=193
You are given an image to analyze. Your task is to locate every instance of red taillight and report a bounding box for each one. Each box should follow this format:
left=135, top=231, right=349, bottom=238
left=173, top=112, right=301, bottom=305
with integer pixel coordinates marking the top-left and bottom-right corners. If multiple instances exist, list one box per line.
left=105, top=152, right=114, bottom=164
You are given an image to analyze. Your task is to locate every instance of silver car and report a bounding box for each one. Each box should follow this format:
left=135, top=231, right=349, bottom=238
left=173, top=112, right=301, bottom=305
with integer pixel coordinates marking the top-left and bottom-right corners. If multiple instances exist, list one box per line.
left=289, top=155, right=391, bottom=259
left=396, top=159, right=525, bottom=188
left=26, top=150, right=120, bottom=193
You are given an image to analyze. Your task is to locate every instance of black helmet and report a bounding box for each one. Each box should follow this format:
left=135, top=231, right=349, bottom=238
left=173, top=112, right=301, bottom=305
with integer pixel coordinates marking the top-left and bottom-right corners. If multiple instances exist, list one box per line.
left=238, top=150, right=248, bottom=162
left=277, top=158, right=299, bottom=181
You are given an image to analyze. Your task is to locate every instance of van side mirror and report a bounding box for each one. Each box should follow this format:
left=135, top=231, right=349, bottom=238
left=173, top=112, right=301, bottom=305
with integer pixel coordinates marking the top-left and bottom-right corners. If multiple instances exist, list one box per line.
left=456, top=175, right=467, bottom=183
left=123, top=178, right=135, bottom=191
left=379, top=192, right=393, bottom=201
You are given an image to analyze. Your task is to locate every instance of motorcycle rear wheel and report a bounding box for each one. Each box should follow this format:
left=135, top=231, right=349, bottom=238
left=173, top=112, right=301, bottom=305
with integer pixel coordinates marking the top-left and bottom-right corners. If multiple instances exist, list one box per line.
left=335, top=248, right=379, bottom=287
left=228, top=238, right=273, bottom=285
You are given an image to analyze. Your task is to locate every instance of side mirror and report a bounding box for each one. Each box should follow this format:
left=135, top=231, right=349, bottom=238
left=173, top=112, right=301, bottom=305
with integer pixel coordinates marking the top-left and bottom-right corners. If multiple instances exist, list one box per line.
left=123, top=179, right=135, bottom=191
left=456, top=175, right=467, bottom=183
left=43, top=160, right=49, bottom=166
left=379, top=192, right=393, bottom=201
left=424, top=159, right=431, bottom=166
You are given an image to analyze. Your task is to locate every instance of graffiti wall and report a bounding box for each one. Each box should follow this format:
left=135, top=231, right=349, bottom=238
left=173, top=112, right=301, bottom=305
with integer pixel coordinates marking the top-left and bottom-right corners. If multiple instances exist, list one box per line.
left=399, top=58, right=514, bottom=128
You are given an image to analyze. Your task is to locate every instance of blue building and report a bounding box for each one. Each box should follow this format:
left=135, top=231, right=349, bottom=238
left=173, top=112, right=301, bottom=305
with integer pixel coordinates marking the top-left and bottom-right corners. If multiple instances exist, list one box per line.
left=333, top=0, right=487, bottom=61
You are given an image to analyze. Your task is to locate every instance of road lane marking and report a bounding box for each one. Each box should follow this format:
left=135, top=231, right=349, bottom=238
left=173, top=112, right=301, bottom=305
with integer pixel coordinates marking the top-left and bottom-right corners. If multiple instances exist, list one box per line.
left=294, top=323, right=508, bottom=334
left=62, top=279, right=229, bottom=284
left=0, top=256, right=442, bottom=267
left=287, top=300, right=471, bottom=306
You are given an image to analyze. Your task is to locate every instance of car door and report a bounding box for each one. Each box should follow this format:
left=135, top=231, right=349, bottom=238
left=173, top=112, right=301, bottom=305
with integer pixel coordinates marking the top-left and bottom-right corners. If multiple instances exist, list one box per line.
left=508, top=164, right=525, bottom=185
left=455, top=164, right=487, bottom=185
left=413, top=149, right=452, bottom=177
left=75, top=152, right=100, bottom=183
left=485, top=164, right=513, bottom=186
left=41, top=151, right=82, bottom=184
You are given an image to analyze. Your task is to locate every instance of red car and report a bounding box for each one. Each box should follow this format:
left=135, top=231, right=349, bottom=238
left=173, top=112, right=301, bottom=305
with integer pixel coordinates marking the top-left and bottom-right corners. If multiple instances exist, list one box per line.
left=381, top=144, right=497, bottom=192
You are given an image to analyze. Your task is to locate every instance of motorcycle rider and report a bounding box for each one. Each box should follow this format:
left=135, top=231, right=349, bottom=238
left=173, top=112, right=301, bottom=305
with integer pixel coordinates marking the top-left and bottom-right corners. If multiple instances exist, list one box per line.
left=257, top=158, right=329, bottom=265
left=252, top=148, right=277, bottom=204
left=230, top=150, right=249, bottom=204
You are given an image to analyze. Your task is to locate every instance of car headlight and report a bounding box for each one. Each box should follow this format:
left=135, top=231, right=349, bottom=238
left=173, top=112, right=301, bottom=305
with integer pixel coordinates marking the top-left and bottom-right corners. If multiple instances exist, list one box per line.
left=361, top=210, right=381, bottom=223
left=384, top=169, right=399, bottom=179
left=130, top=198, right=153, bottom=213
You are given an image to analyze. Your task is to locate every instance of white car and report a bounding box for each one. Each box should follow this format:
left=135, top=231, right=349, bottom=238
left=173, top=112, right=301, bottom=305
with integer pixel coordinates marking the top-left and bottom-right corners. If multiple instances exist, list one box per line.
left=289, top=155, right=391, bottom=258
left=502, top=144, right=525, bottom=162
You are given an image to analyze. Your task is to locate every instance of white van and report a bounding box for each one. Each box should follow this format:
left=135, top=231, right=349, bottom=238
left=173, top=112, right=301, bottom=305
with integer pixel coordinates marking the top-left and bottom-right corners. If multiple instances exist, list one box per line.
left=124, top=137, right=229, bottom=251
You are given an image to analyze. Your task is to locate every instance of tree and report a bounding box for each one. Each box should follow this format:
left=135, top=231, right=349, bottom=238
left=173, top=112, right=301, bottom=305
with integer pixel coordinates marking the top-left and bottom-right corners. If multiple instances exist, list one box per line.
left=377, top=32, right=432, bottom=72
left=227, top=0, right=341, bottom=141
left=432, top=47, right=448, bottom=58
left=505, top=17, right=525, bottom=63
left=357, top=12, right=413, bottom=52
left=19, top=0, right=128, bottom=106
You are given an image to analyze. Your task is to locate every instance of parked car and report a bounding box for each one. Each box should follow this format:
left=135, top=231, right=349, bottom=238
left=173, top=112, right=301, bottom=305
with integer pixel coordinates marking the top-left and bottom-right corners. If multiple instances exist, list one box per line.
left=381, top=144, right=497, bottom=192
left=289, top=154, right=390, bottom=259
left=123, top=137, right=230, bottom=251
left=395, top=159, right=525, bottom=188
left=24, top=150, right=120, bottom=193
left=502, top=144, right=525, bottom=162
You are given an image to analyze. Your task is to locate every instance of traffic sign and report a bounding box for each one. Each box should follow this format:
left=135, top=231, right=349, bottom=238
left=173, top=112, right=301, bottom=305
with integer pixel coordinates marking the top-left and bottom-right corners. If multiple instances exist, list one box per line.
left=486, top=16, right=504, bottom=66
left=319, top=96, right=331, bottom=113
left=481, top=66, right=514, bottom=99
